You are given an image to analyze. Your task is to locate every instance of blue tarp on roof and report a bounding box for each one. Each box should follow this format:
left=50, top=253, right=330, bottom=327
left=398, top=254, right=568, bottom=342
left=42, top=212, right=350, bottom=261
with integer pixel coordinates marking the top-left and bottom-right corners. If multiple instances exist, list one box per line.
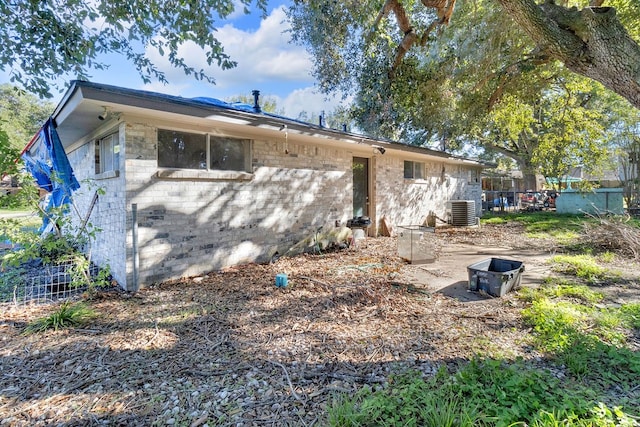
left=191, top=97, right=256, bottom=113
left=22, top=118, right=80, bottom=231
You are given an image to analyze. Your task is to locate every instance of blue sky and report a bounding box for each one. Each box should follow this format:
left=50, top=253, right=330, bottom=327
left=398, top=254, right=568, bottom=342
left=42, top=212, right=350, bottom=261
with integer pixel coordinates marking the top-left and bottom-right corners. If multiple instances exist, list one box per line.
left=0, top=1, right=347, bottom=119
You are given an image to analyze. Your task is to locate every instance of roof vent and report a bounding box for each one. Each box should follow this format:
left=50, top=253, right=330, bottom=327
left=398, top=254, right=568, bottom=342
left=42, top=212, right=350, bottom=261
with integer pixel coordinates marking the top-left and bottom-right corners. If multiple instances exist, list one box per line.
left=252, top=90, right=261, bottom=113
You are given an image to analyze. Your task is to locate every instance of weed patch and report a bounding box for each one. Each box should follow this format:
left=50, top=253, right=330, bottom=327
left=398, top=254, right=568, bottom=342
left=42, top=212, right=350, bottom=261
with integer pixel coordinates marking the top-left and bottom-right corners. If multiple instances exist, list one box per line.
left=521, top=285, right=640, bottom=411
left=549, top=254, right=617, bottom=283
left=327, top=360, right=636, bottom=426
left=24, top=301, right=97, bottom=333
left=531, top=280, right=605, bottom=304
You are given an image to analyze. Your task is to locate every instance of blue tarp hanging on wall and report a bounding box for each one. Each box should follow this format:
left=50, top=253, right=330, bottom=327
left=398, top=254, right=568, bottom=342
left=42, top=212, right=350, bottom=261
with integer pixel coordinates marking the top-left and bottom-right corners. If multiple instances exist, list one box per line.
left=21, top=118, right=80, bottom=231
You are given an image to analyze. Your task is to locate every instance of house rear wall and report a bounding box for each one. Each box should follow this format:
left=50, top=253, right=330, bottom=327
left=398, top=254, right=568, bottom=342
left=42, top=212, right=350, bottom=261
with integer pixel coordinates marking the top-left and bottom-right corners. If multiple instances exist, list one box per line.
left=66, top=120, right=482, bottom=290
left=123, top=121, right=353, bottom=288
left=375, top=156, right=482, bottom=227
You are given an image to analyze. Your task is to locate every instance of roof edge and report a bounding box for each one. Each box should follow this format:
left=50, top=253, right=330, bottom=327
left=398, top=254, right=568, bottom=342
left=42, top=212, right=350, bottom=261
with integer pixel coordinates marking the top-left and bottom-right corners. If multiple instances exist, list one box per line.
left=54, top=80, right=491, bottom=167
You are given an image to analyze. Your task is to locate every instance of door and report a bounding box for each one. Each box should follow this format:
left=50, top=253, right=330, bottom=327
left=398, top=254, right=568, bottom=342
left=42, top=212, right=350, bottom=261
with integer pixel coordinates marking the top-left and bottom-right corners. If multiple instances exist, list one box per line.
left=352, top=157, right=369, bottom=217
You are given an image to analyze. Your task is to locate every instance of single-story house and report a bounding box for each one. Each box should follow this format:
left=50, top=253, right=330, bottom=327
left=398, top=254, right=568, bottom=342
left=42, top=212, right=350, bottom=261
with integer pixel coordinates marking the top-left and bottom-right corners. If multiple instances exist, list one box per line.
left=40, top=80, right=488, bottom=291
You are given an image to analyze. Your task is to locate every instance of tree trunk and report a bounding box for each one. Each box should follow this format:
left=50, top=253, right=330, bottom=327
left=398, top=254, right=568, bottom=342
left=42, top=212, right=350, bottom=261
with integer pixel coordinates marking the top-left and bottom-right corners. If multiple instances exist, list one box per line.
left=521, top=164, right=538, bottom=191
left=495, top=0, right=640, bottom=109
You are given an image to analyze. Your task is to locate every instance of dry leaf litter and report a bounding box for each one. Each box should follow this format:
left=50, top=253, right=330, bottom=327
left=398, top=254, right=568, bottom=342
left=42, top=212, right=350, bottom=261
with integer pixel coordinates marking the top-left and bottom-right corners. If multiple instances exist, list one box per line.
left=1, top=222, right=638, bottom=426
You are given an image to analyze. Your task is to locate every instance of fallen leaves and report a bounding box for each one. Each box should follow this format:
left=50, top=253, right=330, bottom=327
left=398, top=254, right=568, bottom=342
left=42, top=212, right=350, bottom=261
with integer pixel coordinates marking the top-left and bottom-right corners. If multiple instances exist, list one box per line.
left=0, top=224, right=632, bottom=426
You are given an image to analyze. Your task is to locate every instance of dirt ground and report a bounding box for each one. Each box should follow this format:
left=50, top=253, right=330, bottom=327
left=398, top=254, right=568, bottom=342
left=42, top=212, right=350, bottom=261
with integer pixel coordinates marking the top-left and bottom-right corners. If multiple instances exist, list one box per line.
left=1, top=222, right=638, bottom=426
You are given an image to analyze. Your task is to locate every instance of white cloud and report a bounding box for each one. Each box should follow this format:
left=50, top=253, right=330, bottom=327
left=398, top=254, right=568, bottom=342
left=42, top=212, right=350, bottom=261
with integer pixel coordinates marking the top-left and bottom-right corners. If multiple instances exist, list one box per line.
left=138, top=5, right=353, bottom=122
left=227, top=0, right=251, bottom=19
left=144, top=6, right=313, bottom=91
left=279, top=86, right=349, bottom=119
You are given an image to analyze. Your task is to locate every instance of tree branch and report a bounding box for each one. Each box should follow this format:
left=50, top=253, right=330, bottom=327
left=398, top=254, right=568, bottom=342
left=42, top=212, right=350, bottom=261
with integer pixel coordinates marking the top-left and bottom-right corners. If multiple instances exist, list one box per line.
left=471, top=53, right=551, bottom=110
left=386, top=0, right=457, bottom=78
left=495, top=0, right=640, bottom=108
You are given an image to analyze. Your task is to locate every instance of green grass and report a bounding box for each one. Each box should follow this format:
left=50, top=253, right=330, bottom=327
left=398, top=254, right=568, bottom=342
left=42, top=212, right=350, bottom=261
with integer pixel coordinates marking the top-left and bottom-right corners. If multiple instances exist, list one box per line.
left=521, top=283, right=640, bottom=391
left=24, top=301, right=97, bottom=333
left=521, top=278, right=606, bottom=303
left=0, top=208, right=35, bottom=214
left=328, top=277, right=640, bottom=426
left=598, top=251, right=616, bottom=263
left=482, top=212, right=587, bottom=243
left=327, top=360, right=637, bottom=427
left=0, top=215, right=42, bottom=243
left=549, top=254, right=618, bottom=283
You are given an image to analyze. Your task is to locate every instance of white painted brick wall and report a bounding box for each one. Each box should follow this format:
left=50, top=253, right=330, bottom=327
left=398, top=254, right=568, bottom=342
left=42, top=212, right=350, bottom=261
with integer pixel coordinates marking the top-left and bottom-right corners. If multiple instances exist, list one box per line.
left=123, top=122, right=353, bottom=287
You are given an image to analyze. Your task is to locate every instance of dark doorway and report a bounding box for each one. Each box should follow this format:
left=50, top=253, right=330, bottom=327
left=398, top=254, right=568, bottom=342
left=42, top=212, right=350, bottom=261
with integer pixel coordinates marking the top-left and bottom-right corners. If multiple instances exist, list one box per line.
left=353, top=157, right=369, bottom=217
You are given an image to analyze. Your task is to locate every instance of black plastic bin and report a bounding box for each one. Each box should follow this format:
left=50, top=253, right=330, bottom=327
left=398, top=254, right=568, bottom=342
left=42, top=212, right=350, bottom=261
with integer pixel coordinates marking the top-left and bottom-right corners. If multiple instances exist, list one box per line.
left=467, top=258, right=525, bottom=297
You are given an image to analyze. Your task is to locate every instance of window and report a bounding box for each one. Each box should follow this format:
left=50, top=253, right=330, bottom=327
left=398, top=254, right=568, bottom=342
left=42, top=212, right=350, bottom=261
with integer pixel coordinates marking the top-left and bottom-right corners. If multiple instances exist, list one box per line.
left=158, top=129, right=207, bottom=170
left=210, top=136, right=251, bottom=172
left=95, top=132, right=120, bottom=174
left=468, top=169, right=480, bottom=183
left=404, top=161, right=424, bottom=179
left=157, top=129, right=251, bottom=172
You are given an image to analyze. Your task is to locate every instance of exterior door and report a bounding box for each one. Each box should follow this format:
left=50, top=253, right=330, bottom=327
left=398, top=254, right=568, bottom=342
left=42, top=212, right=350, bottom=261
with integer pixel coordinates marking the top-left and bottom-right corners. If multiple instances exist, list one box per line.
left=352, top=157, right=369, bottom=217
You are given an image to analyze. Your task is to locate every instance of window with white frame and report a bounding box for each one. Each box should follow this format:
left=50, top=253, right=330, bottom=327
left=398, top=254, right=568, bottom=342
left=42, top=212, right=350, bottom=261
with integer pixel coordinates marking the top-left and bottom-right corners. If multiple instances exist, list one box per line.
left=404, top=160, right=424, bottom=179
left=95, top=132, right=120, bottom=174
left=157, top=129, right=251, bottom=172
left=468, top=169, right=480, bottom=183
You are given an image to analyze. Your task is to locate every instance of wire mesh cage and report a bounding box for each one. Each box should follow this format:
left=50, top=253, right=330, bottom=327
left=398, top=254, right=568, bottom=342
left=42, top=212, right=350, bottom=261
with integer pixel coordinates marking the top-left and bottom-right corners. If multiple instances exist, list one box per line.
left=1, top=260, right=95, bottom=305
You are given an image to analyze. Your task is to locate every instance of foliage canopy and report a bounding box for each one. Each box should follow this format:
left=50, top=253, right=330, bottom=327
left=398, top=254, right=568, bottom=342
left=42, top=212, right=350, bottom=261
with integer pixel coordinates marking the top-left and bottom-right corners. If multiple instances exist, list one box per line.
left=0, top=0, right=267, bottom=98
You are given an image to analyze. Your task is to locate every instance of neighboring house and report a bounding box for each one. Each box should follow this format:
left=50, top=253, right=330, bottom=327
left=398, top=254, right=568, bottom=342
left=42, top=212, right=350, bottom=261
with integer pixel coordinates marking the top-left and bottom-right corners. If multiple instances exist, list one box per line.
left=482, top=169, right=546, bottom=193
left=44, top=80, right=487, bottom=291
left=562, top=166, right=623, bottom=189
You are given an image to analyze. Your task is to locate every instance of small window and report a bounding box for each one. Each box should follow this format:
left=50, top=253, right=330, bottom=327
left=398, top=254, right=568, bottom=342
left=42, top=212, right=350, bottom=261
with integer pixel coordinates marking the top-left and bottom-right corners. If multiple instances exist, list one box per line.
left=404, top=161, right=424, bottom=179
left=158, top=129, right=207, bottom=170
left=210, top=136, right=251, bottom=172
left=95, top=132, right=120, bottom=174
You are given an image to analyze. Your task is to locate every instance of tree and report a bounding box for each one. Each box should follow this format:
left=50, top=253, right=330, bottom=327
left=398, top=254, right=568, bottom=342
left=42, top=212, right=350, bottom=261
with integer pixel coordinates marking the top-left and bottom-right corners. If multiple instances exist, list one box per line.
left=470, top=73, right=614, bottom=190
left=610, top=106, right=640, bottom=209
left=0, top=85, right=52, bottom=203
left=225, top=94, right=284, bottom=115
left=287, top=0, right=632, bottom=189
left=287, top=0, right=640, bottom=110
left=295, top=106, right=355, bottom=131
left=0, top=84, right=54, bottom=149
left=0, top=127, right=20, bottom=177
left=0, top=0, right=267, bottom=98
left=495, top=0, right=640, bottom=108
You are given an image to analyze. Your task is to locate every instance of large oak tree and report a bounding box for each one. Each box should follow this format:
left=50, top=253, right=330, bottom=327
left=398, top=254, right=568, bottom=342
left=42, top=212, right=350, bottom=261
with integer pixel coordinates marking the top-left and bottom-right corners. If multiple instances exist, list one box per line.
left=289, top=0, right=639, bottom=108
left=496, top=0, right=640, bottom=108
left=287, top=0, right=637, bottom=187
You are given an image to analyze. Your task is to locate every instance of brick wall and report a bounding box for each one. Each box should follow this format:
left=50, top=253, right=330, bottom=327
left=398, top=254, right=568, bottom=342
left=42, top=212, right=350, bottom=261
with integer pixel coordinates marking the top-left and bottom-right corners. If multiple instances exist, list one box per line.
left=66, top=119, right=483, bottom=290
left=374, top=156, right=482, bottom=228
left=123, top=122, right=353, bottom=288
left=66, top=122, right=127, bottom=287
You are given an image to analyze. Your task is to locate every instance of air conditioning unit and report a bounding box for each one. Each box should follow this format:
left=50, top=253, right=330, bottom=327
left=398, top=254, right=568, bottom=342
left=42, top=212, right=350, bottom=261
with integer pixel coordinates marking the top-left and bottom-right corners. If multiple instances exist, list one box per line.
left=446, top=200, right=476, bottom=226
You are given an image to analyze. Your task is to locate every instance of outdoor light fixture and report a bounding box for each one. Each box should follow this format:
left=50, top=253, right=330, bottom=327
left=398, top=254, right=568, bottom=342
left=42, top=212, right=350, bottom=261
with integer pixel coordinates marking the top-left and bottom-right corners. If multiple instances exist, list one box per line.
left=98, top=107, right=110, bottom=121
left=373, top=145, right=386, bottom=155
